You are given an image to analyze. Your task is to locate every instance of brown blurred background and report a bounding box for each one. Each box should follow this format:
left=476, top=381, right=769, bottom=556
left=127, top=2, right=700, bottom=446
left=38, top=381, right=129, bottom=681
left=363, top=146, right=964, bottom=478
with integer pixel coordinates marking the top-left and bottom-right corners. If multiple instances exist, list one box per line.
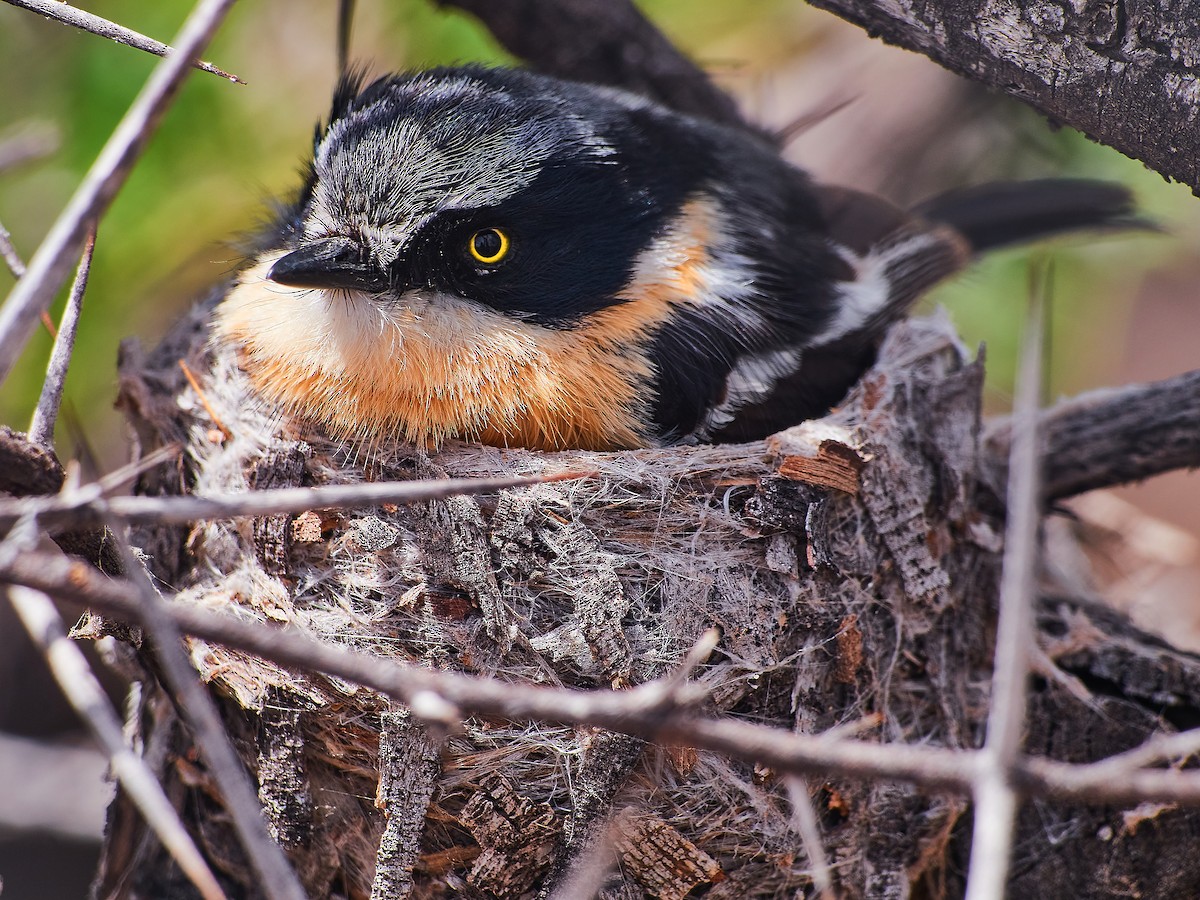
left=1, top=1, right=1197, bottom=896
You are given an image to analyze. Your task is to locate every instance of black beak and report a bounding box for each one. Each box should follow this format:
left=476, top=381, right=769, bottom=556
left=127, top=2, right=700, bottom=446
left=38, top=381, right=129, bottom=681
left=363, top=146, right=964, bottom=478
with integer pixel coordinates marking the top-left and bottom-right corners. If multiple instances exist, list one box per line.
left=268, top=237, right=390, bottom=293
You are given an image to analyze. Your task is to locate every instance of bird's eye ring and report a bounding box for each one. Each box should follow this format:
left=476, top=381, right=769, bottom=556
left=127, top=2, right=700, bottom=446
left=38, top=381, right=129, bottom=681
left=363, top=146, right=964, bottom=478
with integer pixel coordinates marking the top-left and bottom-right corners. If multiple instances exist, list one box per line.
left=468, top=227, right=510, bottom=265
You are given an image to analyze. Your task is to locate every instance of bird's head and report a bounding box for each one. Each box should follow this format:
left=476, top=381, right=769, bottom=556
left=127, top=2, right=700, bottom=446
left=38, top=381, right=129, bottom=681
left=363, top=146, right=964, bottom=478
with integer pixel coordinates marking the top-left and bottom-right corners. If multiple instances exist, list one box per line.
left=216, top=67, right=729, bottom=450
left=267, top=67, right=690, bottom=325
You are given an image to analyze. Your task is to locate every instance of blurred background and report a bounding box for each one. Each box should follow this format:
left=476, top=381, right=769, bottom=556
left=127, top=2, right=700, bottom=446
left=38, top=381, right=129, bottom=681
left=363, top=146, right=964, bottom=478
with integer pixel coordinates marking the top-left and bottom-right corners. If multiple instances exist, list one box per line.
left=0, top=1, right=1197, bottom=896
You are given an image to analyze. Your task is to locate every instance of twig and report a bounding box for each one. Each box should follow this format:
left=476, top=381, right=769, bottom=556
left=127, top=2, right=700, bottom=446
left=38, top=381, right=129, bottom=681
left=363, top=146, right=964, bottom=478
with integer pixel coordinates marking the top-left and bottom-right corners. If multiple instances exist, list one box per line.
left=0, top=546, right=978, bottom=791
left=785, top=776, right=836, bottom=900
left=0, top=220, right=26, bottom=278
left=29, top=225, right=95, bottom=447
left=93, top=442, right=183, bottom=496
left=0, top=515, right=226, bottom=899
left=2, top=0, right=242, bottom=82
left=107, top=521, right=307, bottom=900
left=0, top=0, right=238, bottom=386
left=965, top=269, right=1048, bottom=900
left=7, top=585, right=228, bottom=900
left=0, top=222, right=58, bottom=336
left=0, top=470, right=587, bottom=531
left=11, top=549, right=1200, bottom=808
left=1051, top=727, right=1200, bottom=782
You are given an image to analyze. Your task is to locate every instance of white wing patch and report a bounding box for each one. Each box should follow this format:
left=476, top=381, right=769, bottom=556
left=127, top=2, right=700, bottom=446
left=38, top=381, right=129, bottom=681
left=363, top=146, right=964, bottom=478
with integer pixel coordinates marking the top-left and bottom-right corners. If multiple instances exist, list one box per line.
left=819, top=231, right=943, bottom=345
left=692, top=346, right=805, bottom=441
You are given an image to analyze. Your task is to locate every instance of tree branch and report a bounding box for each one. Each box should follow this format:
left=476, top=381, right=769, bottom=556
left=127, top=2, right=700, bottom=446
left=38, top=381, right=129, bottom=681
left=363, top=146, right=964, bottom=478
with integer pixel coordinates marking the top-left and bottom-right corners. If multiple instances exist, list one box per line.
left=0, top=470, right=583, bottom=532
left=806, top=0, right=1200, bottom=192
left=985, top=369, right=1200, bottom=504
left=435, top=0, right=748, bottom=130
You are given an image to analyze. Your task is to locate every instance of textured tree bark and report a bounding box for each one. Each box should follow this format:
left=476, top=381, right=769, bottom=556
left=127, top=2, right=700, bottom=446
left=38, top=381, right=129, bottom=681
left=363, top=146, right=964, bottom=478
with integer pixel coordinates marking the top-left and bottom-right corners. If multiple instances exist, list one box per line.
left=805, top=0, right=1200, bottom=193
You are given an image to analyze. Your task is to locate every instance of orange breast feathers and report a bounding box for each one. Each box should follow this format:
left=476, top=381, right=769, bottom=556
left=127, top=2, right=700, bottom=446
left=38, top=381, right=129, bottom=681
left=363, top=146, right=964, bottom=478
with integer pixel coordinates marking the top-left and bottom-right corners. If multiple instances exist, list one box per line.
left=214, top=199, right=722, bottom=451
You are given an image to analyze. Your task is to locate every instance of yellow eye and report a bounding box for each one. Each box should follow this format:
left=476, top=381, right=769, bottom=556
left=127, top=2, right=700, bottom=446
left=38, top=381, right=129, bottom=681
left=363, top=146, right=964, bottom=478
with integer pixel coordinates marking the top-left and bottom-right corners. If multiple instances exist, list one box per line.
left=468, top=227, right=510, bottom=265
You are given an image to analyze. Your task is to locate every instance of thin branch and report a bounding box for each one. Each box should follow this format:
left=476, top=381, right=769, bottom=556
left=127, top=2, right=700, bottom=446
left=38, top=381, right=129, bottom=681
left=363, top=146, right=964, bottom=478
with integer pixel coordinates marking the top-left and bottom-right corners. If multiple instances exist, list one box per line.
left=1018, top=753, right=1200, bottom=803
left=0, top=220, right=26, bottom=278
left=0, top=510, right=226, bottom=899
left=7, top=585, right=228, bottom=900
left=10, top=549, right=1200, bottom=808
left=107, top=522, right=307, bottom=900
left=0, top=470, right=586, bottom=531
left=29, top=225, right=95, bottom=447
left=0, top=545, right=974, bottom=783
left=1085, top=727, right=1200, bottom=775
left=965, top=271, right=1047, bottom=900
left=0, top=221, right=57, bottom=336
left=785, top=776, right=836, bottom=900
left=2, top=0, right=242, bottom=82
left=0, top=0, right=239, bottom=386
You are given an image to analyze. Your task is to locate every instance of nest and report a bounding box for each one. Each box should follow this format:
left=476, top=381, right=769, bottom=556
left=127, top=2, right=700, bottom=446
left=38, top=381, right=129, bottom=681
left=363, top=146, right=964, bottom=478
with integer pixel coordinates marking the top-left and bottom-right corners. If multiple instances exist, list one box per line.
left=113, top=289, right=1004, bottom=899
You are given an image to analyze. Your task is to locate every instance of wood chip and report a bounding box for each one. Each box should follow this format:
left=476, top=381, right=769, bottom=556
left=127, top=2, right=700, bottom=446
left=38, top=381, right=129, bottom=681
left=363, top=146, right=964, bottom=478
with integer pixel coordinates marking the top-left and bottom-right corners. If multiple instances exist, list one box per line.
left=614, top=812, right=724, bottom=900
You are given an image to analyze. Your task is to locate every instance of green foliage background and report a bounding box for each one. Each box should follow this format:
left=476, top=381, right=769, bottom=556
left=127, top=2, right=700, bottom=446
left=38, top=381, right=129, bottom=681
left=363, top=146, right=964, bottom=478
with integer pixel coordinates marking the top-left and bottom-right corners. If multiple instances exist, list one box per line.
left=0, top=0, right=1192, bottom=472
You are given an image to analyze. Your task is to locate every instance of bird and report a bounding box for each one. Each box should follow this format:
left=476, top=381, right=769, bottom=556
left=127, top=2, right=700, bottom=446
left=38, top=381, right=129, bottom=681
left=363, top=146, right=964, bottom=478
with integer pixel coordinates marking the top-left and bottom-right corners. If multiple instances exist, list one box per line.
left=215, top=66, right=1139, bottom=452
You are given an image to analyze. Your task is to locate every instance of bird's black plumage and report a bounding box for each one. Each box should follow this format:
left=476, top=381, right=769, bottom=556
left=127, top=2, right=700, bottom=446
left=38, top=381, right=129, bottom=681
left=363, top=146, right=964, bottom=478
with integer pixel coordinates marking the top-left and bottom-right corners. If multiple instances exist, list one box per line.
left=224, top=65, right=1139, bottom=451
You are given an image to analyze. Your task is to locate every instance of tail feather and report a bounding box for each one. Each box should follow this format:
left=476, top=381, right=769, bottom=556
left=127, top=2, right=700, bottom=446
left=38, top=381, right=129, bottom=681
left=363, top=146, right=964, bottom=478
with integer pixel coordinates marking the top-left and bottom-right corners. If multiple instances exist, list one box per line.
left=912, top=178, right=1147, bottom=253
